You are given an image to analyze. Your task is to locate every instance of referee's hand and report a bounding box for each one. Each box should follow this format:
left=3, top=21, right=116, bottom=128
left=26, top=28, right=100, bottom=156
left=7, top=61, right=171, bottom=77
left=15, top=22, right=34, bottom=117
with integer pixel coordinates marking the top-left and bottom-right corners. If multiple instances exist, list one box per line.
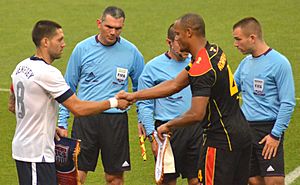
left=116, top=90, right=137, bottom=103
left=259, top=134, right=280, bottom=160
left=117, top=99, right=132, bottom=110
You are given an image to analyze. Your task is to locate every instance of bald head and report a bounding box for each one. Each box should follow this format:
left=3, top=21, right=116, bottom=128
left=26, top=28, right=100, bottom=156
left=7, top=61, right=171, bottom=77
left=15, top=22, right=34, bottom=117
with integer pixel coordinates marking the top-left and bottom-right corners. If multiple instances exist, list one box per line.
left=179, top=13, right=205, bottom=37
left=233, top=17, right=263, bottom=40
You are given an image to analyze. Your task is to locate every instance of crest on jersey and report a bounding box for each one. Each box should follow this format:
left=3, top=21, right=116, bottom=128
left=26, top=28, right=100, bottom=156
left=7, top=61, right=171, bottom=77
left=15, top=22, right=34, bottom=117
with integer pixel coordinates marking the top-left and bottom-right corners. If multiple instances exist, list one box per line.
left=188, top=48, right=212, bottom=76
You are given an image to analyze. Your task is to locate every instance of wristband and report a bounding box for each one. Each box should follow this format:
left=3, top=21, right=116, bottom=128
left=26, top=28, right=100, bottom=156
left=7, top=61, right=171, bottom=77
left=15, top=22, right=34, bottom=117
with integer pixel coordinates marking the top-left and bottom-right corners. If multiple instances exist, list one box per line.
left=108, top=97, right=118, bottom=108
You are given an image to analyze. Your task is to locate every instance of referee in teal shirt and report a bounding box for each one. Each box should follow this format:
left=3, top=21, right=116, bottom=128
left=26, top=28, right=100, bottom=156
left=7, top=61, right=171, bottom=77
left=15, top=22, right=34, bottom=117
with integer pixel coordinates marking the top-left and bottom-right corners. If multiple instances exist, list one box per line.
left=233, top=17, right=295, bottom=185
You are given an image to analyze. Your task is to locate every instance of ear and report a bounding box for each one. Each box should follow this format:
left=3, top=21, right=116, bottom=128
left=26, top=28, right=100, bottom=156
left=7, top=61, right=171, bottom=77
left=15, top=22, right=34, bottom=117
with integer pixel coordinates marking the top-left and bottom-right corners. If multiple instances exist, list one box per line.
left=186, top=28, right=192, bottom=38
left=166, top=38, right=172, bottom=46
left=40, top=37, right=48, bottom=47
left=96, top=19, right=102, bottom=29
left=249, top=34, right=256, bottom=42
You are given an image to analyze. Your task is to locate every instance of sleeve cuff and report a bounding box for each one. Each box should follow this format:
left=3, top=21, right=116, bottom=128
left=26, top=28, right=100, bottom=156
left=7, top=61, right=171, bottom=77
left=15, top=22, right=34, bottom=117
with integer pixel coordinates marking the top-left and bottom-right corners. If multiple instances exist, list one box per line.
left=55, top=89, right=74, bottom=103
left=57, top=121, right=68, bottom=129
left=58, top=126, right=67, bottom=130
left=270, top=133, right=280, bottom=141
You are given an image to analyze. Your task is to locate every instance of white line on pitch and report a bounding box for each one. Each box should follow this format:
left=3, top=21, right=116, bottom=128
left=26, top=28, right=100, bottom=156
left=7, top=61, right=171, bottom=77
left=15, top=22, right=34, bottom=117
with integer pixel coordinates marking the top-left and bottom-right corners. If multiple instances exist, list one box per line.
left=286, top=166, right=300, bottom=185
left=0, top=88, right=10, bottom=92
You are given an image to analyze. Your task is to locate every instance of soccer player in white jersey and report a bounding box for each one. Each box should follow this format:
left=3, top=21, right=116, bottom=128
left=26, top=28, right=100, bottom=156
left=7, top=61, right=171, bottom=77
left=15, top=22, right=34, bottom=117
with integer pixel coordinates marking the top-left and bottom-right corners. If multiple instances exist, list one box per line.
left=8, top=20, right=131, bottom=185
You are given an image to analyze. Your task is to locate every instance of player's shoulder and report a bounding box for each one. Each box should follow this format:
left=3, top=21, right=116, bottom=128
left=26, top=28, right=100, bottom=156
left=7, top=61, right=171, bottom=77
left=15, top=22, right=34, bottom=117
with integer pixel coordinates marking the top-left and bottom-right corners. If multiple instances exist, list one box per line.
left=188, top=47, right=213, bottom=76
left=205, top=42, right=226, bottom=60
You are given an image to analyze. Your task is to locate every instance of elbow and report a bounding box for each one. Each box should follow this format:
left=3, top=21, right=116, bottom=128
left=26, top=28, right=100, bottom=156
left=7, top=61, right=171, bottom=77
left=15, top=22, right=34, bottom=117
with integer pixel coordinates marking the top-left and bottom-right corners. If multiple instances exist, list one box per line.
left=72, top=111, right=81, bottom=117
left=194, top=113, right=205, bottom=122
left=69, top=105, right=86, bottom=117
left=8, top=107, right=15, bottom=114
left=192, top=110, right=205, bottom=122
left=8, top=103, right=15, bottom=114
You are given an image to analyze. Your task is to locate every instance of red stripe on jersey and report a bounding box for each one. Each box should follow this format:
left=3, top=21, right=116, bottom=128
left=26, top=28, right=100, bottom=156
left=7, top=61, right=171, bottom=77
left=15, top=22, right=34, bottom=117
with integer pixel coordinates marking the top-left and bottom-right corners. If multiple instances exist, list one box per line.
left=10, top=84, right=14, bottom=93
left=188, top=48, right=212, bottom=76
left=205, top=147, right=216, bottom=185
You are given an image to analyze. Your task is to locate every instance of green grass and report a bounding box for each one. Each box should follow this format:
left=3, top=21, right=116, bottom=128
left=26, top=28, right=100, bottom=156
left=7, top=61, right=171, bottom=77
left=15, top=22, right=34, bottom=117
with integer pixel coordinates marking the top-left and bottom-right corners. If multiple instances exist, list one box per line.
left=0, top=0, right=299, bottom=184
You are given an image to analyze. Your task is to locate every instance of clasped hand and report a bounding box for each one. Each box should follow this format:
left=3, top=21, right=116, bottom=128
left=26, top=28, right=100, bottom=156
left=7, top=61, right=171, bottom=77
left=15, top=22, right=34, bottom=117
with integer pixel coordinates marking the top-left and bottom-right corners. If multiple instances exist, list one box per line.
left=116, top=90, right=137, bottom=104
left=114, top=90, right=137, bottom=110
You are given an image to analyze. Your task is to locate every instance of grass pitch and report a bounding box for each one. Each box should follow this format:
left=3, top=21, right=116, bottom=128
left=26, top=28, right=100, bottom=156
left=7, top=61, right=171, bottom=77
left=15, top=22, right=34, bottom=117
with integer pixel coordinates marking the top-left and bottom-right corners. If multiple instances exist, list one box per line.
left=0, top=0, right=299, bottom=184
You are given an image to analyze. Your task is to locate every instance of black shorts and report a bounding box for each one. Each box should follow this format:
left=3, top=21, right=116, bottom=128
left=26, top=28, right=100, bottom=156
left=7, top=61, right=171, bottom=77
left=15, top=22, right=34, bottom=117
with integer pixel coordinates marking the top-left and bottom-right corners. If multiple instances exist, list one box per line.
left=15, top=160, right=57, bottom=185
left=198, top=143, right=251, bottom=185
left=71, top=113, right=130, bottom=173
left=155, top=120, right=203, bottom=182
left=249, top=122, right=285, bottom=177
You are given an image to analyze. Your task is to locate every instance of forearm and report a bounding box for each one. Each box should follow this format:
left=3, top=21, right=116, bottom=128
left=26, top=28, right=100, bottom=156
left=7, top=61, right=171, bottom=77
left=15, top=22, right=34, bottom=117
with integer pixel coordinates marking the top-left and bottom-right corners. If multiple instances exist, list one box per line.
left=8, top=91, right=15, bottom=114
left=165, top=110, right=202, bottom=129
left=62, top=94, right=111, bottom=117
left=135, top=80, right=182, bottom=100
left=71, top=100, right=110, bottom=117
left=272, top=102, right=295, bottom=138
left=165, top=96, right=208, bottom=129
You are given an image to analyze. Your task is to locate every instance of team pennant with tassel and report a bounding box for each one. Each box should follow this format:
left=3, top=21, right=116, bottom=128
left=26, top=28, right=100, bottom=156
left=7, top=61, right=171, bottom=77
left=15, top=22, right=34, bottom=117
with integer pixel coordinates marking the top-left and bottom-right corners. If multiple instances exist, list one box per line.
left=55, top=137, right=81, bottom=185
left=153, top=131, right=175, bottom=184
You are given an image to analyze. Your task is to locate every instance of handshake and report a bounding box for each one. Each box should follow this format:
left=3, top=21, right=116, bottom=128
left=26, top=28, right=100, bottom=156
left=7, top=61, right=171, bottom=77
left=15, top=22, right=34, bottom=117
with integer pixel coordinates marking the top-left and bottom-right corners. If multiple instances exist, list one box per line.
left=115, top=90, right=172, bottom=140
left=113, top=90, right=137, bottom=110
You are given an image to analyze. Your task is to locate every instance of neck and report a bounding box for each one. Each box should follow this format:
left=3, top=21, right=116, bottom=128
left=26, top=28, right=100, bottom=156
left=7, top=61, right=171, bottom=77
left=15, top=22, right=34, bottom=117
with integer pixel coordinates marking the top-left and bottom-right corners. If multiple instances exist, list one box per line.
left=35, top=49, right=52, bottom=64
left=97, top=34, right=117, bottom=46
left=190, top=37, right=207, bottom=59
left=252, top=40, right=269, bottom=57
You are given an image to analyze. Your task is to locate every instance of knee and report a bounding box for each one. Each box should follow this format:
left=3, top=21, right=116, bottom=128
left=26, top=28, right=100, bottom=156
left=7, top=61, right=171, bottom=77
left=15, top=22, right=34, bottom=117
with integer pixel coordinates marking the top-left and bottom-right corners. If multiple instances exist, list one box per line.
left=78, top=170, right=88, bottom=184
left=248, top=176, right=265, bottom=185
left=105, top=172, right=124, bottom=185
left=188, top=177, right=200, bottom=185
left=264, top=176, right=285, bottom=185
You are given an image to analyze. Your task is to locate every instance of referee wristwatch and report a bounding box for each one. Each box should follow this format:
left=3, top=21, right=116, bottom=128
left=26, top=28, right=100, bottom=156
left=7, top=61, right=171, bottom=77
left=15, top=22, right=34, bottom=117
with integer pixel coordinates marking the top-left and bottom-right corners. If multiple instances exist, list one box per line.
left=147, top=133, right=155, bottom=143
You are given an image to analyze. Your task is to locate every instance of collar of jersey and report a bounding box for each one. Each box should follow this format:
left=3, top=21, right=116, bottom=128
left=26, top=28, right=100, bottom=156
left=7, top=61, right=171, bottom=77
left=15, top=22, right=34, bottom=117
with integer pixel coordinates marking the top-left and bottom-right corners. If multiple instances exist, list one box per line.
left=30, top=55, right=48, bottom=65
left=95, top=34, right=120, bottom=46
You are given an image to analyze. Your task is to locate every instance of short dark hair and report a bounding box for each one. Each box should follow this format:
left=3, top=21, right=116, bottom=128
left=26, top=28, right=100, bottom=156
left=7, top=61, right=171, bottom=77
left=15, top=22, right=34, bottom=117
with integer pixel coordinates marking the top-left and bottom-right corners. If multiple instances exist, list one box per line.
left=233, top=17, right=262, bottom=39
left=101, top=6, right=125, bottom=21
left=167, top=23, right=176, bottom=41
left=179, top=13, right=205, bottom=37
left=32, top=20, right=62, bottom=47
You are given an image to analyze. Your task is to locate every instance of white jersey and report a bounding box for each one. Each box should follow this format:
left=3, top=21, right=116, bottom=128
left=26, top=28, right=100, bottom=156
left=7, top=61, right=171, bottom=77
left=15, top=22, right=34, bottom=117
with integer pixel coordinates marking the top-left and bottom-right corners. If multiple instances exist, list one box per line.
left=11, top=56, right=72, bottom=163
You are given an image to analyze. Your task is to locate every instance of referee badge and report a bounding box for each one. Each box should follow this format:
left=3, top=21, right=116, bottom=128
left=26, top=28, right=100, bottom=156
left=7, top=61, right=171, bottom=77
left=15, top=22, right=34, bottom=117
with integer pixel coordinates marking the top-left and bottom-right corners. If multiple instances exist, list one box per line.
left=116, top=67, right=128, bottom=82
left=253, top=78, right=265, bottom=96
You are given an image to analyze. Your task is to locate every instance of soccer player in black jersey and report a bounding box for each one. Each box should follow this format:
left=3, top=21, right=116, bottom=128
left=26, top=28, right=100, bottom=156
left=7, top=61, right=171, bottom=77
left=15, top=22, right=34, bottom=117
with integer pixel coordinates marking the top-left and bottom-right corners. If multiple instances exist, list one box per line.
left=117, top=13, right=252, bottom=185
